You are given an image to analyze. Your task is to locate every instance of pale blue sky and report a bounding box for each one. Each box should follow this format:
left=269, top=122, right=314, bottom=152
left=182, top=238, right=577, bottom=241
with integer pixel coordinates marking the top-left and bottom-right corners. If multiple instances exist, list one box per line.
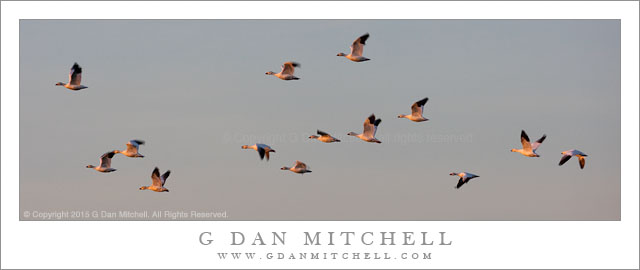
left=20, top=20, right=620, bottom=220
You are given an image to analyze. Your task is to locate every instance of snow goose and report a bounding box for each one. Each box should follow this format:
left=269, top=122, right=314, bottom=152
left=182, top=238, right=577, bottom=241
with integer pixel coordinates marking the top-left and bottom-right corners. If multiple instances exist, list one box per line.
left=281, top=160, right=312, bottom=174
left=348, top=114, right=382, bottom=143
left=309, top=130, right=341, bottom=143
left=114, top=140, right=145, bottom=158
left=265, top=61, right=300, bottom=80
left=337, top=33, right=370, bottom=62
left=559, top=149, right=588, bottom=169
left=86, top=151, right=117, bottom=173
left=511, top=130, right=546, bottom=157
left=241, top=144, right=276, bottom=160
left=140, top=167, right=171, bottom=192
left=398, top=97, right=429, bottom=122
left=55, top=62, right=88, bottom=90
left=449, top=172, right=479, bottom=189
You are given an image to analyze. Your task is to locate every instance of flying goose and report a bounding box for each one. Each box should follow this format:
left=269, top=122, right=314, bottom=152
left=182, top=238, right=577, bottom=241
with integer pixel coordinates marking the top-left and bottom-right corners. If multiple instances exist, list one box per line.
left=140, top=167, right=171, bottom=192
left=337, top=33, right=370, bottom=62
left=348, top=114, right=382, bottom=143
left=265, top=61, right=300, bottom=80
left=55, top=62, right=88, bottom=90
left=309, top=130, right=341, bottom=143
left=281, top=160, right=312, bottom=174
left=559, top=149, right=588, bottom=169
left=449, top=172, right=479, bottom=189
left=114, top=140, right=145, bottom=158
left=241, top=144, right=276, bottom=160
left=86, top=151, right=117, bottom=173
left=511, top=130, right=546, bottom=157
left=398, top=97, right=429, bottom=122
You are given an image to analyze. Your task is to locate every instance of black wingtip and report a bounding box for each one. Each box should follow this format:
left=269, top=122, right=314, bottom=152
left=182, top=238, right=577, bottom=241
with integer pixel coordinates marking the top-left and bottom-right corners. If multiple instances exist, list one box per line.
left=416, top=97, right=429, bottom=106
left=360, top=33, right=370, bottom=44
left=537, top=134, right=547, bottom=143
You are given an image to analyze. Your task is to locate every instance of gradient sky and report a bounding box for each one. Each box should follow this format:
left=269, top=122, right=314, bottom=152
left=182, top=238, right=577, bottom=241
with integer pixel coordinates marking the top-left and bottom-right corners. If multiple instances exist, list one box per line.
left=19, top=20, right=620, bottom=220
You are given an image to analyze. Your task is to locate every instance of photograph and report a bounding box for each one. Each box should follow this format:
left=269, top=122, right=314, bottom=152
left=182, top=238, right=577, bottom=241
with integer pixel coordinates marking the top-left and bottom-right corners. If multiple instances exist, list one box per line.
left=19, top=19, right=620, bottom=221
left=2, top=1, right=638, bottom=269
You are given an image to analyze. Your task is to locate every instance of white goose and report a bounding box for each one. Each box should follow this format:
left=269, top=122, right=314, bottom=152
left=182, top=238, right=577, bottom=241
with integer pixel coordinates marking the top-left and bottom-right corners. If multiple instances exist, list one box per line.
left=337, top=33, right=370, bottom=62
left=241, top=144, right=276, bottom=161
left=559, top=149, right=588, bottom=169
left=281, top=160, right=312, bottom=175
left=86, top=151, right=117, bottom=173
left=511, top=130, right=546, bottom=157
left=309, top=130, right=341, bottom=143
left=56, top=62, right=88, bottom=90
left=398, top=97, right=429, bottom=122
left=449, top=172, right=480, bottom=189
left=139, top=167, right=171, bottom=192
left=265, top=61, right=300, bottom=80
left=348, top=114, right=382, bottom=143
left=114, top=140, right=145, bottom=158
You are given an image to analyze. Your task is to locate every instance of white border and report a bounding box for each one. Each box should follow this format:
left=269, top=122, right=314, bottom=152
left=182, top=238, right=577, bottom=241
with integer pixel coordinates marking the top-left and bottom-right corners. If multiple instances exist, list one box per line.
left=2, top=1, right=638, bottom=269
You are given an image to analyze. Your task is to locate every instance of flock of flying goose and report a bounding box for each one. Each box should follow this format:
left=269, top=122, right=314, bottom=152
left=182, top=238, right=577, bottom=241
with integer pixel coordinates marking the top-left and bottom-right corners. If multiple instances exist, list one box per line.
left=62, top=32, right=588, bottom=191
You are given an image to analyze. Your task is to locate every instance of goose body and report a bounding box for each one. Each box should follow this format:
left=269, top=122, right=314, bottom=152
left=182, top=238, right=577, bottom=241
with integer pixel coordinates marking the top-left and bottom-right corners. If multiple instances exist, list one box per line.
left=449, top=172, right=479, bottom=189
left=309, top=130, right=341, bottom=143
left=281, top=160, right=312, bottom=174
left=140, top=167, right=171, bottom=192
left=559, top=149, right=588, bottom=169
left=266, top=61, right=300, bottom=80
left=56, top=62, right=88, bottom=90
left=348, top=114, right=382, bottom=143
left=86, top=151, right=117, bottom=173
left=511, top=130, right=546, bottom=157
left=337, top=33, right=370, bottom=62
left=242, top=144, right=276, bottom=160
left=114, top=140, right=145, bottom=158
left=398, top=97, right=429, bottom=122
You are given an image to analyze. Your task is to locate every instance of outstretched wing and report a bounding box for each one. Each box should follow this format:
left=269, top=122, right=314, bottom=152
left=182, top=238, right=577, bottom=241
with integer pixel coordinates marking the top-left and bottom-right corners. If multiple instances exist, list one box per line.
left=294, top=160, right=307, bottom=170
left=362, top=114, right=376, bottom=137
left=558, top=155, right=572, bottom=166
left=456, top=178, right=466, bottom=189
left=281, top=62, right=300, bottom=75
left=411, top=97, right=428, bottom=117
left=69, top=63, right=83, bottom=85
left=151, top=167, right=162, bottom=187
left=317, top=130, right=329, bottom=136
left=126, top=140, right=143, bottom=153
left=520, top=130, right=532, bottom=152
left=531, top=135, right=546, bottom=150
left=161, top=170, right=171, bottom=185
left=350, top=33, right=369, bottom=57
left=578, top=156, right=586, bottom=169
left=99, top=151, right=116, bottom=168
left=257, top=147, right=266, bottom=160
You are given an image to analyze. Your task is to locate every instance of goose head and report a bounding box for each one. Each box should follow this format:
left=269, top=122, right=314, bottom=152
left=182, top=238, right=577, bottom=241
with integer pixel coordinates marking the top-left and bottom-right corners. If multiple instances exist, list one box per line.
left=510, top=148, right=518, bottom=152
left=241, top=145, right=249, bottom=149
left=139, top=186, right=148, bottom=190
left=397, top=114, right=406, bottom=118
left=86, top=165, right=95, bottom=169
left=347, top=132, right=358, bottom=136
left=337, top=53, right=347, bottom=57
left=280, top=166, right=290, bottom=171
left=55, top=82, right=65, bottom=86
left=449, top=172, right=458, bottom=176
left=309, top=135, right=319, bottom=139
left=265, top=71, right=275, bottom=75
